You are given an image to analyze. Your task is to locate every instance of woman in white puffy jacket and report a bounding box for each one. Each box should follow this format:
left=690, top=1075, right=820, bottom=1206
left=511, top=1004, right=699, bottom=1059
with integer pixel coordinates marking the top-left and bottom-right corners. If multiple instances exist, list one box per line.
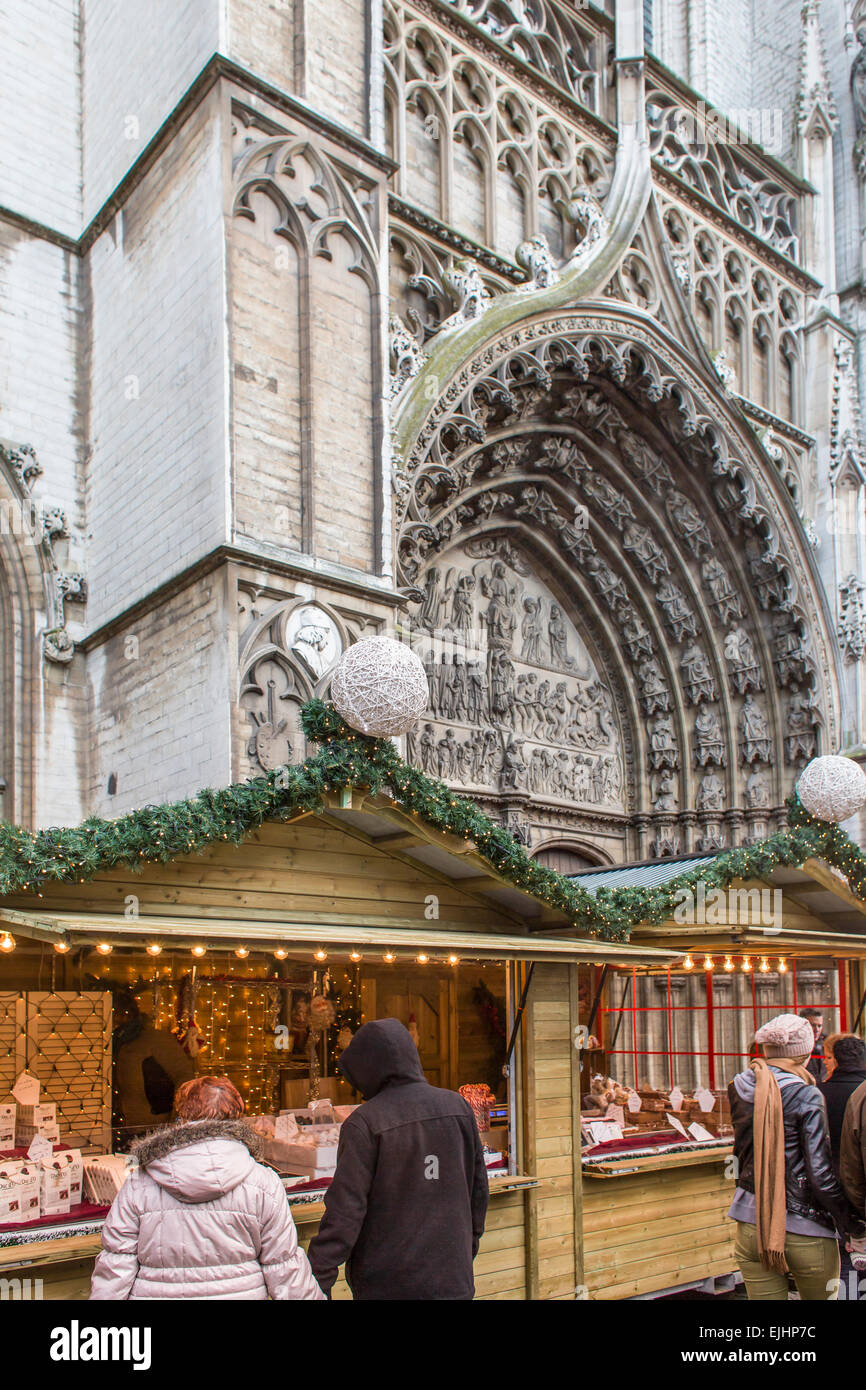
left=90, top=1075, right=324, bottom=1301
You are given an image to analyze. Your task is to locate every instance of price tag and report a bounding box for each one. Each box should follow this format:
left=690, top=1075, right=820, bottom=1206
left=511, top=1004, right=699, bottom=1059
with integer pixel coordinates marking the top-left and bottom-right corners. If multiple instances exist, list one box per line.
left=12, top=1072, right=39, bottom=1106
left=274, top=1113, right=300, bottom=1142
left=607, top=1104, right=625, bottom=1128
left=695, top=1087, right=715, bottom=1112
left=666, top=1113, right=689, bottom=1138
left=626, top=1090, right=642, bottom=1113
left=669, top=1086, right=684, bottom=1113
left=27, top=1135, right=52, bottom=1162
left=586, top=1121, right=623, bottom=1145
left=688, top=1122, right=715, bottom=1142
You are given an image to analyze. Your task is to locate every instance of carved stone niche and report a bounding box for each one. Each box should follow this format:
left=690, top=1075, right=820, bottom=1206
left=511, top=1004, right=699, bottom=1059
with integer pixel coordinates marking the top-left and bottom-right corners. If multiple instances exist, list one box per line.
left=408, top=539, right=626, bottom=813
left=237, top=587, right=373, bottom=773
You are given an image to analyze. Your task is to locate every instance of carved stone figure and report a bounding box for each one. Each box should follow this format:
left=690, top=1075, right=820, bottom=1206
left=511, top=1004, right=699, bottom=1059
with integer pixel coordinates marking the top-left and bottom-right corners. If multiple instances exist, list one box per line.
left=701, top=557, right=744, bottom=624
left=652, top=768, right=677, bottom=810
left=449, top=572, right=476, bottom=630
left=784, top=688, right=820, bottom=765
left=838, top=574, right=866, bottom=664
left=516, top=233, right=559, bottom=288
left=745, top=767, right=770, bottom=809
left=556, top=505, right=594, bottom=562
left=441, top=258, right=489, bottom=329
left=617, top=603, right=654, bottom=659
left=620, top=434, right=674, bottom=494
left=500, top=736, right=527, bottom=791
left=437, top=728, right=459, bottom=779
left=696, top=770, right=725, bottom=812
left=694, top=706, right=726, bottom=767
left=680, top=643, right=717, bottom=704
left=516, top=485, right=559, bottom=529
left=548, top=603, right=570, bottom=666
left=419, top=723, right=436, bottom=774
left=419, top=568, right=445, bottom=629
left=520, top=596, right=544, bottom=662
left=665, top=489, right=712, bottom=556
left=489, top=648, right=515, bottom=720
left=739, top=695, right=773, bottom=765
left=541, top=436, right=589, bottom=481
left=773, top=615, right=808, bottom=686
left=622, top=521, right=670, bottom=584
left=583, top=472, right=634, bottom=529
left=481, top=561, right=518, bottom=650
left=656, top=582, right=697, bottom=641
left=725, top=627, right=764, bottom=694
left=637, top=656, right=671, bottom=715
left=647, top=715, right=679, bottom=770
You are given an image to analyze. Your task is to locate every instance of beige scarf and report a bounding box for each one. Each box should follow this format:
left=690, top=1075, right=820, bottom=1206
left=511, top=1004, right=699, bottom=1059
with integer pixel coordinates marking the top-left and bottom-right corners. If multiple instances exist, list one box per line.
left=749, top=1056, right=815, bottom=1272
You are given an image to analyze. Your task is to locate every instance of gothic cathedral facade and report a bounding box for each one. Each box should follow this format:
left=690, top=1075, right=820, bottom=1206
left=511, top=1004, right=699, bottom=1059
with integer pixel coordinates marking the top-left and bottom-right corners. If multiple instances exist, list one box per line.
left=2, top=0, right=866, bottom=869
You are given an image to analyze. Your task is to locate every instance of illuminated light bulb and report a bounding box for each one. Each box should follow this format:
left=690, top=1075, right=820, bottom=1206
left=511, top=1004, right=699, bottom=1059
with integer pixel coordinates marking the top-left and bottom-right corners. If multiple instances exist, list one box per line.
left=778, top=958, right=788, bottom=974
left=96, top=941, right=113, bottom=955
left=704, top=955, right=715, bottom=971
left=0, top=932, right=15, bottom=953
left=448, top=954, right=459, bottom=966
left=723, top=955, right=734, bottom=972
left=742, top=956, right=752, bottom=973
left=273, top=948, right=288, bottom=960
left=235, top=946, right=250, bottom=959
left=416, top=953, right=429, bottom=965
left=191, top=945, right=207, bottom=957
left=314, top=949, right=327, bottom=962
left=383, top=950, right=396, bottom=963
left=54, top=940, right=71, bottom=955
left=349, top=950, right=362, bottom=962
left=759, top=956, right=770, bottom=973
left=146, top=943, right=163, bottom=957
left=683, top=953, right=694, bottom=970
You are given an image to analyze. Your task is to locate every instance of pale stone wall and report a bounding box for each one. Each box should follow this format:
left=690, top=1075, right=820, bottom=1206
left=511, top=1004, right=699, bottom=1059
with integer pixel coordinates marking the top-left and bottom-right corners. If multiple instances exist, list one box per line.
left=0, top=0, right=82, bottom=235
left=80, top=0, right=219, bottom=226
left=85, top=93, right=228, bottom=632
left=87, top=571, right=231, bottom=817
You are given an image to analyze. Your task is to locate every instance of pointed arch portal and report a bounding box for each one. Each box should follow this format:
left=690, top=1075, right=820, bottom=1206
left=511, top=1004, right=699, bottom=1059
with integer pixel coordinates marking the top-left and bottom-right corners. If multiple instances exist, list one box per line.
left=394, top=307, right=841, bottom=861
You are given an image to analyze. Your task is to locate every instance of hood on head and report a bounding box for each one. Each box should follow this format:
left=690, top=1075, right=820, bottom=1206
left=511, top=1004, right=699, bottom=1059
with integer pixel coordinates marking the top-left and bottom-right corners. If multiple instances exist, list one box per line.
left=130, top=1118, right=262, bottom=1204
left=337, top=1018, right=426, bottom=1099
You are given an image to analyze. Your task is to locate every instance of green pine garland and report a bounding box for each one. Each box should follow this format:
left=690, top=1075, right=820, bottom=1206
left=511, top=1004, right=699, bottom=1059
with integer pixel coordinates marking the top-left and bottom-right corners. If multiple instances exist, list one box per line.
left=0, top=698, right=863, bottom=943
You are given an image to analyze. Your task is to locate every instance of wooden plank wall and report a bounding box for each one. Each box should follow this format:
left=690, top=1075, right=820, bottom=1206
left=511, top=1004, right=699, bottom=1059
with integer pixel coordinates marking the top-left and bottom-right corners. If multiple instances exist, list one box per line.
left=582, top=1157, right=737, bottom=1299
left=296, top=1190, right=526, bottom=1300
left=527, top=963, right=578, bottom=1300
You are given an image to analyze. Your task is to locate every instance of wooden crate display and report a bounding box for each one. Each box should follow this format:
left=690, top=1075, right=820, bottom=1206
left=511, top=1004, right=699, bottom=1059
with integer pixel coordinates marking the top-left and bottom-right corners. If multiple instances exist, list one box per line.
left=0, top=992, right=111, bottom=1152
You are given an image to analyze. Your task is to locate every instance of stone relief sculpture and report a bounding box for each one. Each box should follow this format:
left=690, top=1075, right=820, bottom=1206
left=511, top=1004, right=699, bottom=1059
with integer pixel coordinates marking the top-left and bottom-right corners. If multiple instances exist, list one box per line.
left=239, top=591, right=363, bottom=773
left=408, top=544, right=624, bottom=810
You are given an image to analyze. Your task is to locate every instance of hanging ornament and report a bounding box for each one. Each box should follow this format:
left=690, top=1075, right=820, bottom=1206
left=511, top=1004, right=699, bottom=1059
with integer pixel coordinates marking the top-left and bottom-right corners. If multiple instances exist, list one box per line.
left=336, top=1025, right=354, bottom=1053
left=408, top=1012, right=420, bottom=1048
left=309, top=994, right=336, bottom=1032
left=796, top=754, right=866, bottom=823
left=330, top=636, right=429, bottom=737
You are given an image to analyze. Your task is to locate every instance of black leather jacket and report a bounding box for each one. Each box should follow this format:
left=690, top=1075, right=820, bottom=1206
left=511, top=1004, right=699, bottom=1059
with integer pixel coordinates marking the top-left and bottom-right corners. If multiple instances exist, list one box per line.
left=728, top=1071, right=866, bottom=1237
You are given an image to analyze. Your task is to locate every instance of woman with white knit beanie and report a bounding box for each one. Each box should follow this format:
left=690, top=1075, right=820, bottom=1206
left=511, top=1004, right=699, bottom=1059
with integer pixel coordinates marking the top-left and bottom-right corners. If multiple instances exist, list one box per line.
left=727, top=1013, right=866, bottom=1299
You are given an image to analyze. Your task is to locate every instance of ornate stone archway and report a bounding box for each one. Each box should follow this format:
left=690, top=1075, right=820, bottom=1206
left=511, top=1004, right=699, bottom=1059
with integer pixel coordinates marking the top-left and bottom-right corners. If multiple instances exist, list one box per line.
left=392, top=307, right=841, bottom=860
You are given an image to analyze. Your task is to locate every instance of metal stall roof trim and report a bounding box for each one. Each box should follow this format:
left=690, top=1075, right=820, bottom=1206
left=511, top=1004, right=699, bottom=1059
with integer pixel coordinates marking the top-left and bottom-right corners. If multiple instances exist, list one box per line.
left=0, top=907, right=683, bottom=967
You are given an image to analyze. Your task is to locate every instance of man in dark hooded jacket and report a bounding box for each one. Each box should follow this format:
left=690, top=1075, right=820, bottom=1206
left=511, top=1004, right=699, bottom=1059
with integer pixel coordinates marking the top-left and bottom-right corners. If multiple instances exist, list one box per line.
left=307, top=1018, right=489, bottom=1300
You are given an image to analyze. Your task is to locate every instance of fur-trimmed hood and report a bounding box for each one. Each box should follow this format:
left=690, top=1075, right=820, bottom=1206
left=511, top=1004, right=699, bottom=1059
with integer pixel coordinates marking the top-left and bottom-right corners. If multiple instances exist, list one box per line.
left=130, top=1119, right=264, bottom=1204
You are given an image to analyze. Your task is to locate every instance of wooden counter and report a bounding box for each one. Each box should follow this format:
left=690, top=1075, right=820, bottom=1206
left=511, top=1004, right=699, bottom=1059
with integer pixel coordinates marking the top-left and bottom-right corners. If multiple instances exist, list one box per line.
left=582, top=1146, right=737, bottom=1299
left=0, top=1177, right=536, bottom=1301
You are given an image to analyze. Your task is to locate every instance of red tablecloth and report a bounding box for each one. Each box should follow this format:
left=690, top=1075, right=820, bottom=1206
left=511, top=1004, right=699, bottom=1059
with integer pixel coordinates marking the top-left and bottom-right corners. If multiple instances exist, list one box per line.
left=0, top=1200, right=110, bottom=1234
left=583, top=1128, right=726, bottom=1157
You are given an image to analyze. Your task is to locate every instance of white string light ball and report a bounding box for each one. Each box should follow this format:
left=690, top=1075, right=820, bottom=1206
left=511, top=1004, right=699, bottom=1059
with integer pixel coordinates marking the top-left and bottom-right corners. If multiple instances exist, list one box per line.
left=796, top=754, right=866, bottom=823
left=331, top=636, right=429, bottom=737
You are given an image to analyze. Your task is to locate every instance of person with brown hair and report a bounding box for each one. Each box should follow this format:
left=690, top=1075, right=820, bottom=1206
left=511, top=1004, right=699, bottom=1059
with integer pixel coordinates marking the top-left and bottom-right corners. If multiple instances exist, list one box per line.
left=727, top=1014, right=865, bottom=1299
left=90, top=1075, right=324, bottom=1301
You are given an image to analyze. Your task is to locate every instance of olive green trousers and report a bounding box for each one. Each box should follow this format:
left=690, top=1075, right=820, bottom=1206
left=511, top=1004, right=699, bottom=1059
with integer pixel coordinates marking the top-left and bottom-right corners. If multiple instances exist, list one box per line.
left=734, top=1220, right=840, bottom=1300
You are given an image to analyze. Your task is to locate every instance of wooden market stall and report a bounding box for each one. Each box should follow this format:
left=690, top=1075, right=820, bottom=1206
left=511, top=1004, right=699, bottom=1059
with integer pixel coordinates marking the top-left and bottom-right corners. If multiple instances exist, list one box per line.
left=0, top=777, right=677, bottom=1302
left=566, top=851, right=866, bottom=1300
